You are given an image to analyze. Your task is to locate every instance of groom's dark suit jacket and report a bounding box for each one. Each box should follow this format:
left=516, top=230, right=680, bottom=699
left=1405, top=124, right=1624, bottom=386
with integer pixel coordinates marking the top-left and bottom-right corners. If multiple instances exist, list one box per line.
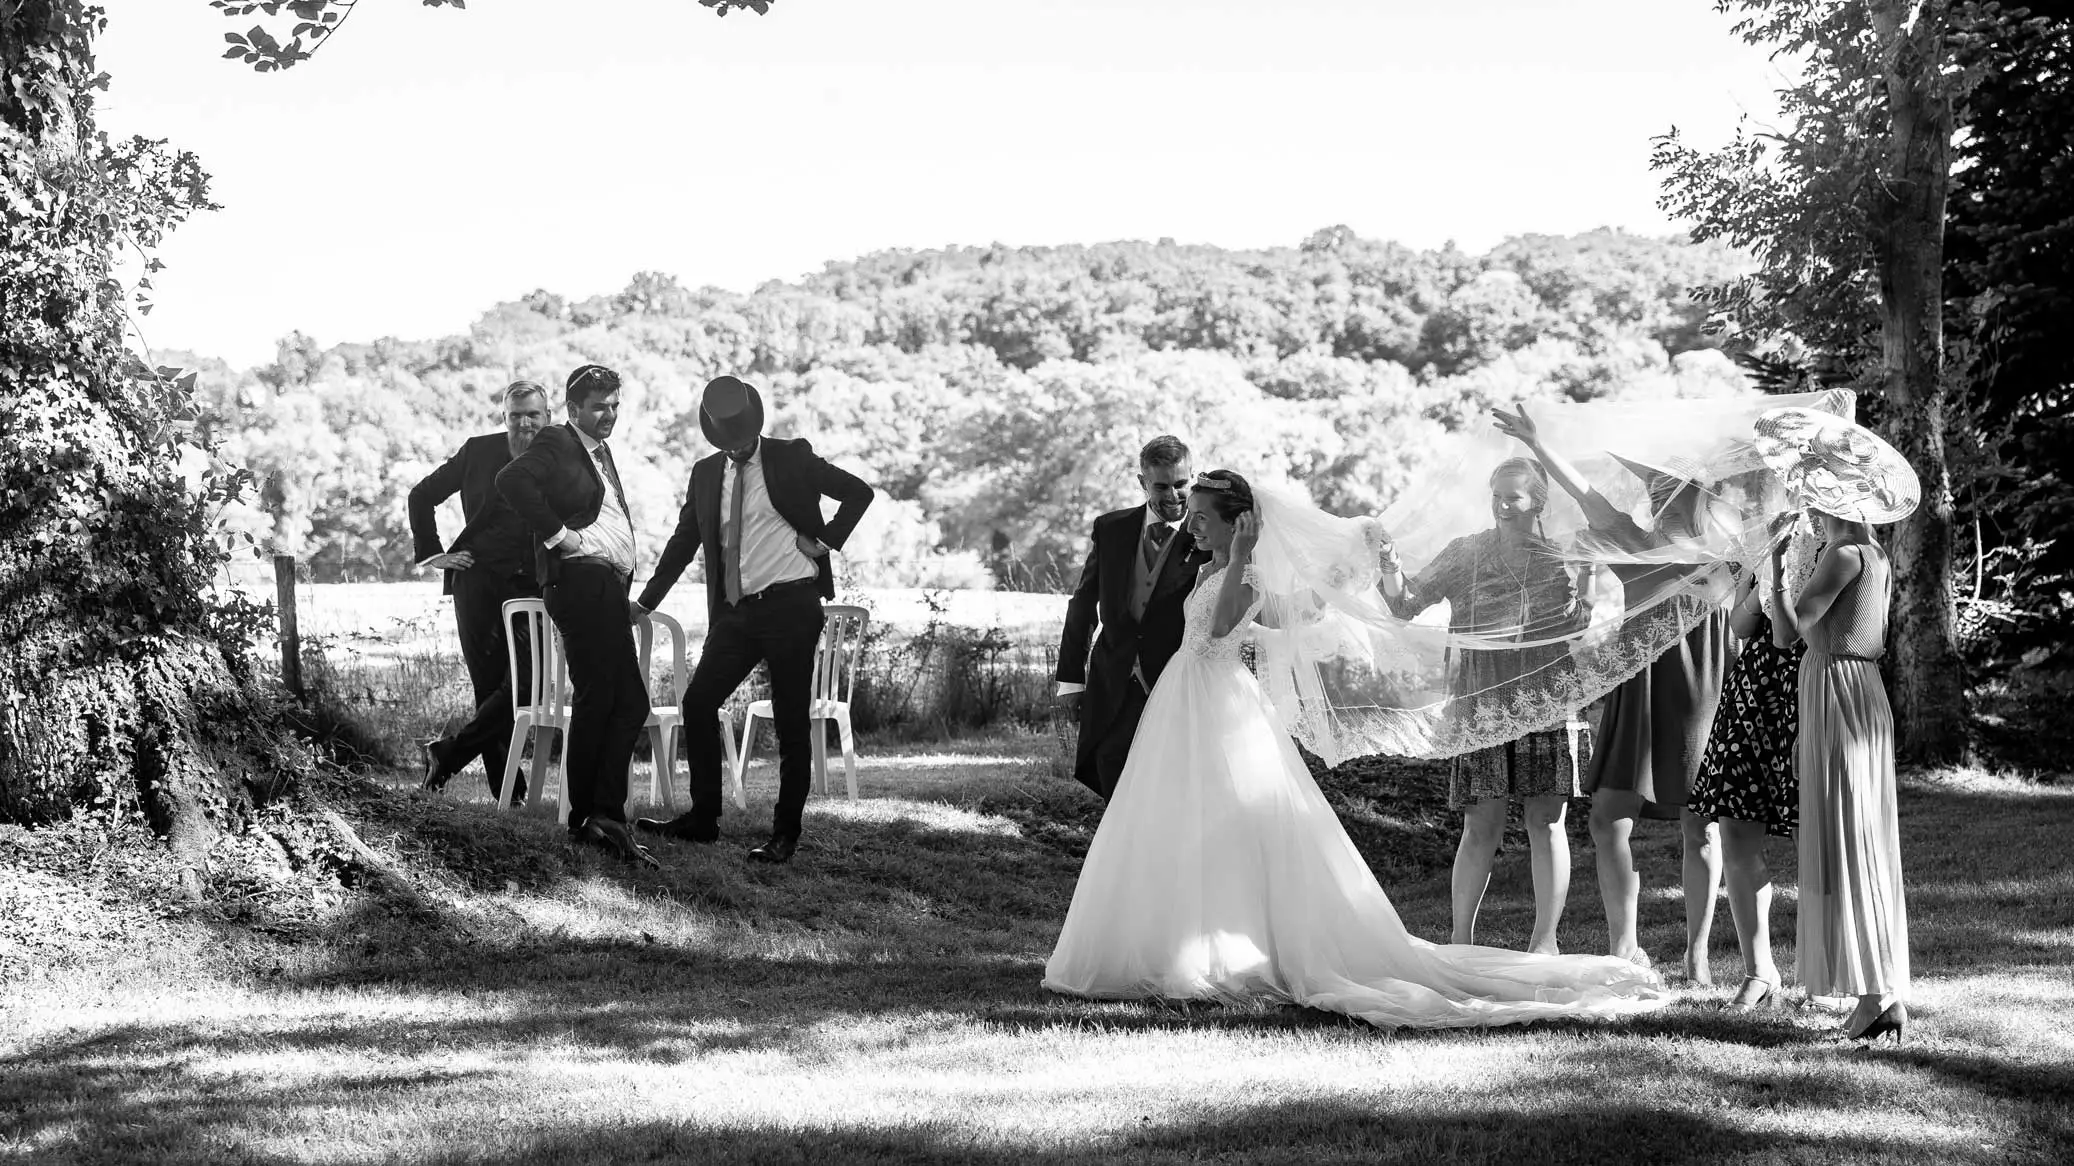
left=636, top=436, right=875, bottom=620
left=1056, top=506, right=1206, bottom=794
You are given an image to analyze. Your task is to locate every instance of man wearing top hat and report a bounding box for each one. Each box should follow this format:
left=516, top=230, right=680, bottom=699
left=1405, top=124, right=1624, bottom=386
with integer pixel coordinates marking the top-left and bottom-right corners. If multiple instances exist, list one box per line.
left=631, top=375, right=876, bottom=864
left=496, top=363, right=658, bottom=867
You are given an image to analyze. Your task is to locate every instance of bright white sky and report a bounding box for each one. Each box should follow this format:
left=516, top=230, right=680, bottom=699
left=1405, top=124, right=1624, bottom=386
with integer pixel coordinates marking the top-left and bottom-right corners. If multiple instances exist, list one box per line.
left=96, top=0, right=1786, bottom=369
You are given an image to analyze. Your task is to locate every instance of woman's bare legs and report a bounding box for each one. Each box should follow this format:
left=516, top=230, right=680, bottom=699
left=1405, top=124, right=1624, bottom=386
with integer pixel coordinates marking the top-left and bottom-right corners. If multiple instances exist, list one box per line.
left=1682, top=809, right=1723, bottom=986
left=1589, top=788, right=1647, bottom=962
left=1523, top=794, right=1571, bottom=955
left=1450, top=798, right=1508, bottom=945
left=1718, top=817, right=1779, bottom=1004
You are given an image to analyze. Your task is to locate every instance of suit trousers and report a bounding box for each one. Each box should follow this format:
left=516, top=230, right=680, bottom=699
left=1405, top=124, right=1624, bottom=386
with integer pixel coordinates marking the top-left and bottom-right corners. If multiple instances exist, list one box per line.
left=542, top=561, right=647, bottom=828
left=681, top=584, right=825, bottom=839
left=1089, top=677, right=1150, bottom=800
left=438, top=569, right=539, bottom=796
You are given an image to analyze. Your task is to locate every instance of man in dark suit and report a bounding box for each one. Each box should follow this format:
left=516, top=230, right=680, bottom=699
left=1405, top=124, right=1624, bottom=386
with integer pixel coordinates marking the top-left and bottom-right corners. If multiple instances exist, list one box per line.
left=631, top=375, right=875, bottom=865
left=495, top=364, right=656, bottom=867
left=409, top=380, right=549, bottom=799
left=1055, top=434, right=1205, bottom=799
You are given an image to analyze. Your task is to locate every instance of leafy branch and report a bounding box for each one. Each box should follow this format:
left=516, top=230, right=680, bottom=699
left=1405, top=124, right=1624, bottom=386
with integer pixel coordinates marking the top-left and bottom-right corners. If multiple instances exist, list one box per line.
left=214, top=0, right=774, bottom=72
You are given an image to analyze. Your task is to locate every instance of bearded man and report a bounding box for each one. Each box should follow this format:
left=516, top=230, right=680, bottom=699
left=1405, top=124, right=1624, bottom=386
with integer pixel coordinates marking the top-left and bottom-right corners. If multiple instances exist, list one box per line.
left=410, top=379, right=550, bottom=798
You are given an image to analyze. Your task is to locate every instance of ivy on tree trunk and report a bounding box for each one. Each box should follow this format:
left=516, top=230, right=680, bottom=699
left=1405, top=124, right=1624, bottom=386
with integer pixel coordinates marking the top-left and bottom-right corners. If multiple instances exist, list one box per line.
left=2, top=0, right=303, bottom=893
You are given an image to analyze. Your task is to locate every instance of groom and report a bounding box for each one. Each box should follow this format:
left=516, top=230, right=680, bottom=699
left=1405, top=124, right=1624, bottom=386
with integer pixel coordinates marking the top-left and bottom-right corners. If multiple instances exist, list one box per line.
left=632, top=375, right=875, bottom=864
left=1055, top=435, right=1206, bottom=799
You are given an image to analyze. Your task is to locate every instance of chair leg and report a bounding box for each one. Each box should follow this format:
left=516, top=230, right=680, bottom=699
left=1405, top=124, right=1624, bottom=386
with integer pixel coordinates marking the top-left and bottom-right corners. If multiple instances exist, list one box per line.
left=527, top=731, right=549, bottom=810
left=658, top=724, right=679, bottom=812
left=554, top=725, right=571, bottom=827
left=498, top=716, right=531, bottom=811
left=810, top=717, right=829, bottom=797
left=734, top=710, right=760, bottom=810
left=644, top=725, right=671, bottom=810
left=719, top=710, right=745, bottom=811
left=836, top=709, right=858, bottom=802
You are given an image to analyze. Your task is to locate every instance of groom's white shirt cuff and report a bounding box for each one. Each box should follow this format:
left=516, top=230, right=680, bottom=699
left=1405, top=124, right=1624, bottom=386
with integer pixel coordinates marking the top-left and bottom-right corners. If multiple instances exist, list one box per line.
left=1056, top=681, right=1084, bottom=696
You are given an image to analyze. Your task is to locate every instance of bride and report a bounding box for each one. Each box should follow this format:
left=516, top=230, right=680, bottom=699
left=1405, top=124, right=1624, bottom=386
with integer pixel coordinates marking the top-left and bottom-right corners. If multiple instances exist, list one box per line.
left=1043, top=469, right=1669, bottom=1030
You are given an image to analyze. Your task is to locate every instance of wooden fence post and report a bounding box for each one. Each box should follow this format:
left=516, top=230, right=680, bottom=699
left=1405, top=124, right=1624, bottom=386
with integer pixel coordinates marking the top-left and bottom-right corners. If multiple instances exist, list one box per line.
left=274, top=554, right=303, bottom=697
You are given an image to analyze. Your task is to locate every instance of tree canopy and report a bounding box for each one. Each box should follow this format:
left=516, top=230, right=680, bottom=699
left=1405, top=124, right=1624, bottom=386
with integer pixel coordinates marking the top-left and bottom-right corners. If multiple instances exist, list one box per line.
left=177, top=229, right=1754, bottom=591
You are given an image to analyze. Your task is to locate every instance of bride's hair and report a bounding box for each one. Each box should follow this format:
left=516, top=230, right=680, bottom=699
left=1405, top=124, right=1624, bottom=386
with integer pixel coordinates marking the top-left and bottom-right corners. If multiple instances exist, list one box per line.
left=1191, top=470, right=1255, bottom=521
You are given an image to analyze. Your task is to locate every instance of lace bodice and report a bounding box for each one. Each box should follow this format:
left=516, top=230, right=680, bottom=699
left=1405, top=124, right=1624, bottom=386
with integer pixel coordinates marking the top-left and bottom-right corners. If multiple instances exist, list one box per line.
left=1182, top=565, right=1260, bottom=662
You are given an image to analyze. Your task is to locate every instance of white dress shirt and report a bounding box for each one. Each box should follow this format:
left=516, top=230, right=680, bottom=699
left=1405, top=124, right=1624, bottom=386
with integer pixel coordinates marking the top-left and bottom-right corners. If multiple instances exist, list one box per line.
left=1057, top=505, right=1179, bottom=697
left=544, top=426, right=637, bottom=577
left=721, top=440, right=818, bottom=598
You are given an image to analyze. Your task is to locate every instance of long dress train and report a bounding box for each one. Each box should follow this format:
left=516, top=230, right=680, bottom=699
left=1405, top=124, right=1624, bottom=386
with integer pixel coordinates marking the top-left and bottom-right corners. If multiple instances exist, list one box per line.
left=1044, top=565, right=1668, bottom=1030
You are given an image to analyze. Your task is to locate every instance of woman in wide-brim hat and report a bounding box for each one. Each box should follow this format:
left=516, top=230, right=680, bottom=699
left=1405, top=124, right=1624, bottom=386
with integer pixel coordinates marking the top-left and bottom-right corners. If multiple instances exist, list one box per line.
left=1763, top=408, right=1916, bottom=1042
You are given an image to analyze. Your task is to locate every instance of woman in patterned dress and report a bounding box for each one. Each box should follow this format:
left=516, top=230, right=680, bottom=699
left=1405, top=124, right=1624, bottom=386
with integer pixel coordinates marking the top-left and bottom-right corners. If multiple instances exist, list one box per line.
left=1686, top=555, right=1805, bottom=1009
left=1380, top=458, right=1591, bottom=955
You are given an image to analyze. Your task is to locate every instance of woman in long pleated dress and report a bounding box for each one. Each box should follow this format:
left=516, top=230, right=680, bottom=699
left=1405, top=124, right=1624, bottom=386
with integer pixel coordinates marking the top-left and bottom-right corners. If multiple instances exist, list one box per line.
left=1772, top=507, right=1908, bottom=1041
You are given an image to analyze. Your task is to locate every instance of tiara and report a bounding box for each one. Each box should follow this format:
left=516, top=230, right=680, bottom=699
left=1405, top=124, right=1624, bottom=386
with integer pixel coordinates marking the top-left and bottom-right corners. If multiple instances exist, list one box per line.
left=1193, top=473, right=1234, bottom=492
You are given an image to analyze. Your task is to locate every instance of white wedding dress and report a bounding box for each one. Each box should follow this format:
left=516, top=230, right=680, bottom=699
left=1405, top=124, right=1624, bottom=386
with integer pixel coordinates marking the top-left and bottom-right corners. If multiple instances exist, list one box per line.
left=1043, top=564, right=1670, bottom=1030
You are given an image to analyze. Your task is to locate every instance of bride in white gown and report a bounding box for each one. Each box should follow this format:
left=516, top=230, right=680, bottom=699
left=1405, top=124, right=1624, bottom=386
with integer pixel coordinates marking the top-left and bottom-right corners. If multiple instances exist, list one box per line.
left=1043, top=470, right=1669, bottom=1030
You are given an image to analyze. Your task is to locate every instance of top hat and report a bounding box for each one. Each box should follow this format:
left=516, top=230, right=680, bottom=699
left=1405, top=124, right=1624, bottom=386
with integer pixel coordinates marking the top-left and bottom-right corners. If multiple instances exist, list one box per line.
left=700, top=376, right=765, bottom=451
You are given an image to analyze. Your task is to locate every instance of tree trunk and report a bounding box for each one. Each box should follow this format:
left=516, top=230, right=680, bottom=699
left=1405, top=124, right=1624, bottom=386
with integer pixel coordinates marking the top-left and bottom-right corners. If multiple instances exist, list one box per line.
left=1, top=0, right=294, bottom=888
left=1866, top=0, right=1970, bottom=762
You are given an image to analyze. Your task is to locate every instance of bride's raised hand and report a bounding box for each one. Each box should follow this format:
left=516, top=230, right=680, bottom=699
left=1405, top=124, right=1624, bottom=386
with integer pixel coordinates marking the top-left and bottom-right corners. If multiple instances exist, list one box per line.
left=1232, top=510, right=1261, bottom=558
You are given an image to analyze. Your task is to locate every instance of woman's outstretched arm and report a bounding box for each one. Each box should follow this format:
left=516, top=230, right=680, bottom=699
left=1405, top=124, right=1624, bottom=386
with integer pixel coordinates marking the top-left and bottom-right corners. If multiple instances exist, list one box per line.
left=1491, top=403, right=1625, bottom=530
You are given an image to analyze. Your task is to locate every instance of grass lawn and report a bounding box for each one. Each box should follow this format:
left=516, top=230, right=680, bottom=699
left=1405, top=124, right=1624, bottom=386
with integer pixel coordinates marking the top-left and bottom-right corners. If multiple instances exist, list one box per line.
left=2, top=737, right=2070, bottom=1164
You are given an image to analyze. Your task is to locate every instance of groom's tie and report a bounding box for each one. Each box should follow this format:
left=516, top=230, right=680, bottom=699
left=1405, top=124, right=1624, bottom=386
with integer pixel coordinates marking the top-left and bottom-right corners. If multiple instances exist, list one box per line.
left=1144, top=521, right=1173, bottom=571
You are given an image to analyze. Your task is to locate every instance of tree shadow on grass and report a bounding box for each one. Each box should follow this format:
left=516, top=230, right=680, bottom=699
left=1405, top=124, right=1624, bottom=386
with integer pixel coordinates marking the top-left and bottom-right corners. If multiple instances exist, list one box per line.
left=405, top=1103, right=1965, bottom=1166
left=0, top=1053, right=2037, bottom=1166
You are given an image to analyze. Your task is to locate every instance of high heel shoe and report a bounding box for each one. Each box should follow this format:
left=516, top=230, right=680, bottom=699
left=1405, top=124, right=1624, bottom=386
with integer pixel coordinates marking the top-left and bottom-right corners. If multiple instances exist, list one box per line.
left=1726, top=976, right=1778, bottom=1012
left=1848, top=1001, right=1908, bottom=1044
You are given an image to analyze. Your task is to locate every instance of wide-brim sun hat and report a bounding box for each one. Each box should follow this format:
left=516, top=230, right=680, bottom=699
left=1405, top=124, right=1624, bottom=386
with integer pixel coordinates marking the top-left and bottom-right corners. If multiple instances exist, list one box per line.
left=699, top=376, right=764, bottom=450
left=1752, top=406, right=1919, bottom=524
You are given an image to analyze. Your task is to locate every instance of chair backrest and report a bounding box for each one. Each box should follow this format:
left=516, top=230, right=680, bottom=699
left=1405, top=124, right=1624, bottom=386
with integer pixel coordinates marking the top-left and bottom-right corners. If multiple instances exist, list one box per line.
left=503, top=598, right=570, bottom=714
left=813, top=604, right=870, bottom=706
left=635, top=610, right=689, bottom=704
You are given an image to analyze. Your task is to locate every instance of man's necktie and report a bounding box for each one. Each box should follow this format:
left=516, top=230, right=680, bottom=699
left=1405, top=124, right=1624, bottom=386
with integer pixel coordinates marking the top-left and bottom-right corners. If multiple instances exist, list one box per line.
left=1144, top=521, right=1172, bottom=570
left=596, top=441, right=630, bottom=517
left=724, top=457, right=748, bottom=605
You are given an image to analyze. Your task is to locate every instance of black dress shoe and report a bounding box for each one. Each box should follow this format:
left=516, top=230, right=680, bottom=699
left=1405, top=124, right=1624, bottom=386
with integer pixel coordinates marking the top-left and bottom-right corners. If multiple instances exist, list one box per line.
left=634, top=814, right=719, bottom=844
left=747, top=834, right=798, bottom=864
left=419, top=738, right=453, bottom=791
left=573, top=818, right=661, bottom=868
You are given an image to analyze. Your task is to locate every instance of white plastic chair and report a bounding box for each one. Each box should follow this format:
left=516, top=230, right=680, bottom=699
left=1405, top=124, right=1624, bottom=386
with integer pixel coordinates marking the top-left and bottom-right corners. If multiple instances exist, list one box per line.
left=496, top=598, right=571, bottom=819
left=634, top=611, right=743, bottom=810
left=735, top=604, right=869, bottom=801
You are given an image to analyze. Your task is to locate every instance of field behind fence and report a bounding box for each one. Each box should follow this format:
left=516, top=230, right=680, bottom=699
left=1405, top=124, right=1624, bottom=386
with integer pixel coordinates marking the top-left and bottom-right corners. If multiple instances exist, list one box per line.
left=214, top=571, right=1074, bottom=766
